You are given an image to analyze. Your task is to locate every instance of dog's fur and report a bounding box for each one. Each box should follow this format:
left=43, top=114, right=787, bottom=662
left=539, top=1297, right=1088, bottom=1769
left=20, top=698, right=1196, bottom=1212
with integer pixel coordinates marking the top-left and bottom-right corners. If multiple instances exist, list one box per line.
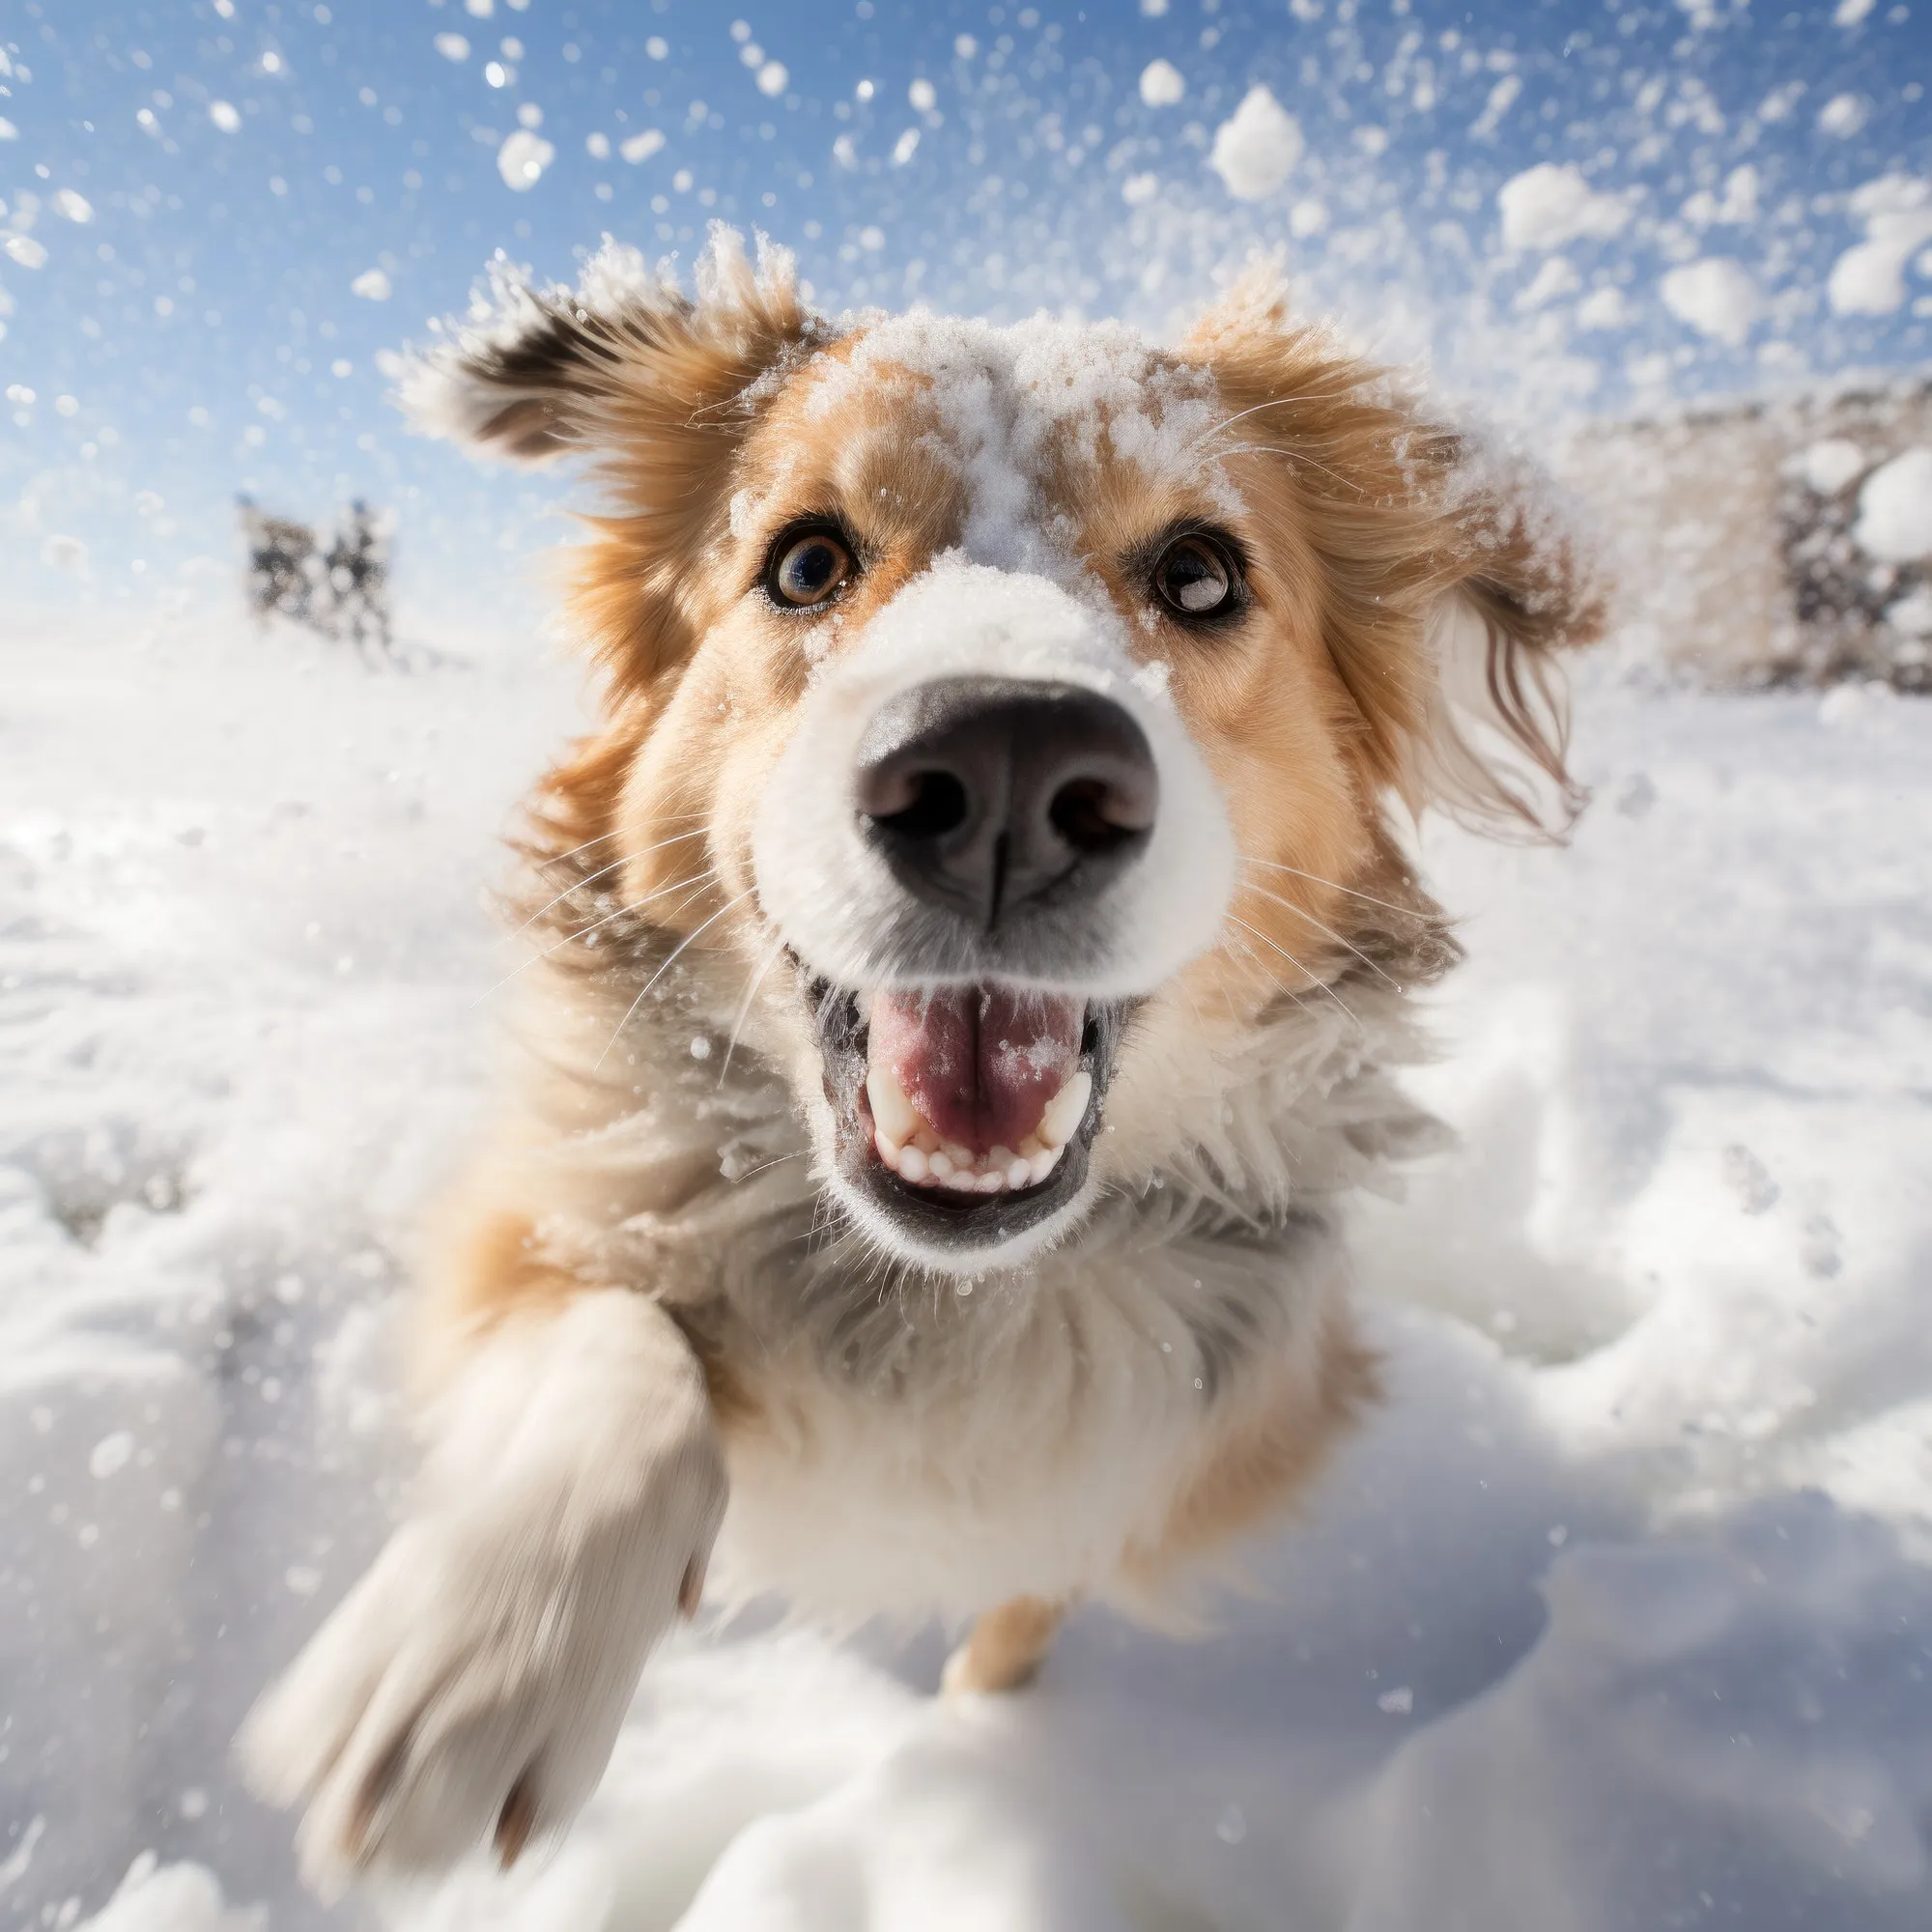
left=241, top=228, right=1601, bottom=1891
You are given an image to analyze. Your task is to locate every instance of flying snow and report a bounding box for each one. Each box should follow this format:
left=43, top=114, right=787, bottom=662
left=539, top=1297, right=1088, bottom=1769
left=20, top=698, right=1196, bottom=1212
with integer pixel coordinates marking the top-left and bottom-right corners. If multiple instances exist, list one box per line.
left=1138, top=59, right=1185, bottom=107
left=1852, top=447, right=1932, bottom=562
left=1208, top=85, right=1302, bottom=201
left=497, top=128, right=556, bottom=191
left=1660, top=256, right=1761, bottom=346
left=1497, top=163, right=1632, bottom=251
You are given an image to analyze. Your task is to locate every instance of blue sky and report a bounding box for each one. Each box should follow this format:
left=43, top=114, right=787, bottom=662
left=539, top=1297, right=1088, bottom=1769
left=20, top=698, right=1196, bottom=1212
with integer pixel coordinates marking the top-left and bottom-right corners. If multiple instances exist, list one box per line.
left=2, top=0, right=1927, bottom=620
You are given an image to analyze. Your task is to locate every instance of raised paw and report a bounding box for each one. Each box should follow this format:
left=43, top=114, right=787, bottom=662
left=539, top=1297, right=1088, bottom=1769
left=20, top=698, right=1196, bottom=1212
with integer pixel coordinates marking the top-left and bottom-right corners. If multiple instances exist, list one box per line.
left=239, top=1405, right=724, bottom=1893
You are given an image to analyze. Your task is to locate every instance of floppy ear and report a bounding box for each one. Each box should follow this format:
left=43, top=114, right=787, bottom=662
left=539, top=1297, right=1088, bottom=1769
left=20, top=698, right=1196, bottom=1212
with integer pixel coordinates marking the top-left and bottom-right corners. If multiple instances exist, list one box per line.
left=1186, top=276, right=1605, bottom=839
left=398, top=226, right=823, bottom=690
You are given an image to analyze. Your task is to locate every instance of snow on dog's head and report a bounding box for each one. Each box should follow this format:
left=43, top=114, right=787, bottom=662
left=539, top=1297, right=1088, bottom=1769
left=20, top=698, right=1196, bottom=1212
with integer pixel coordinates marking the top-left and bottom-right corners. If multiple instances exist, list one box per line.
left=403, top=228, right=1603, bottom=1273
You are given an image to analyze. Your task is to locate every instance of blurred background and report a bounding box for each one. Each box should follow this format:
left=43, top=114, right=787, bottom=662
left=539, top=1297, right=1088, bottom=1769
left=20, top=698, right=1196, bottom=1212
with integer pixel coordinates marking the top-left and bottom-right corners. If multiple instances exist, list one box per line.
left=4, top=5, right=1932, bottom=1932
left=4, top=0, right=1928, bottom=640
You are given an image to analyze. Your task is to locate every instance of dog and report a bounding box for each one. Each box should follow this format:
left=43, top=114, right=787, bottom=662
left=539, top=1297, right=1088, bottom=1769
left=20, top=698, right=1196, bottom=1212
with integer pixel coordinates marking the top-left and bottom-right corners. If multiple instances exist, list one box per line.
left=240, top=226, right=1600, bottom=1891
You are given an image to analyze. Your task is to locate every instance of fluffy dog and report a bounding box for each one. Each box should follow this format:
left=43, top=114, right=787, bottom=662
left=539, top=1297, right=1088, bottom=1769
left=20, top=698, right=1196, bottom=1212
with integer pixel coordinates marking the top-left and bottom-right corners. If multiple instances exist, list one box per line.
left=241, top=228, right=1599, bottom=1889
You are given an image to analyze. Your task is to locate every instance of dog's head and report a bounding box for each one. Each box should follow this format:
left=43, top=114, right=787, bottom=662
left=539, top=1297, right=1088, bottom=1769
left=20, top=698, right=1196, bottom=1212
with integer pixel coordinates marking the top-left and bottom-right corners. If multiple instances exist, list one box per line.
left=411, top=230, right=1600, bottom=1273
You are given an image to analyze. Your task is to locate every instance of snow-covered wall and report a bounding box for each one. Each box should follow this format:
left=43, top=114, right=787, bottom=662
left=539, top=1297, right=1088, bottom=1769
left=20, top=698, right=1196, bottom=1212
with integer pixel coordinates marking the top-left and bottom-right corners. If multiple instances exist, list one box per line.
left=1563, top=375, right=1932, bottom=686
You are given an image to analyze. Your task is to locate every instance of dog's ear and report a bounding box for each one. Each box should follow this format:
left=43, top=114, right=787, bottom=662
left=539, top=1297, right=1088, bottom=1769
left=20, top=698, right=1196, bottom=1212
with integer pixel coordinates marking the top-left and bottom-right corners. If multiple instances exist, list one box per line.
left=398, top=226, right=820, bottom=691
left=400, top=225, right=811, bottom=463
left=1186, top=274, right=1605, bottom=839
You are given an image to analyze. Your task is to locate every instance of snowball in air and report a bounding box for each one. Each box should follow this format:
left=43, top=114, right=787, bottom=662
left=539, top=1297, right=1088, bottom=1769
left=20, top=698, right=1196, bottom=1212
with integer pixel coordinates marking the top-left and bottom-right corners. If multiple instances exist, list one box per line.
left=1498, top=163, right=1629, bottom=251
left=1660, top=258, right=1759, bottom=346
left=1854, top=449, right=1932, bottom=563
left=1208, top=86, right=1301, bottom=201
left=497, top=128, right=555, bottom=191
left=1139, top=59, right=1184, bottom=107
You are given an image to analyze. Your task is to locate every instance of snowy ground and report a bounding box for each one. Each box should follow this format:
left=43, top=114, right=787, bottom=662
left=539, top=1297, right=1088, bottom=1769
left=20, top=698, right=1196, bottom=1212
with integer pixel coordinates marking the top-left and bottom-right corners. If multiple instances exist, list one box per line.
left=4, top=603, right=1931, bottom=1932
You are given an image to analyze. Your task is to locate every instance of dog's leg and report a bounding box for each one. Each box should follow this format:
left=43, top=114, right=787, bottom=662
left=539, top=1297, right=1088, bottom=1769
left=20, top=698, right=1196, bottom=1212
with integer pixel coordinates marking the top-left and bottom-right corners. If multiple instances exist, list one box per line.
left=941, top=1595, right=1065, bottom=1696
left=238, top=1283, right=726, bottom=1894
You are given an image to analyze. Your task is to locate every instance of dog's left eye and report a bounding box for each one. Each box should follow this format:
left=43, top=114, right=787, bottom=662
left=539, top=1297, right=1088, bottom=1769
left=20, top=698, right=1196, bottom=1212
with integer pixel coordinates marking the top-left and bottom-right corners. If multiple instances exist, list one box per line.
left=1152, top=535, right=1236, bottom=618
left=767, top=529, right=854, bottom=609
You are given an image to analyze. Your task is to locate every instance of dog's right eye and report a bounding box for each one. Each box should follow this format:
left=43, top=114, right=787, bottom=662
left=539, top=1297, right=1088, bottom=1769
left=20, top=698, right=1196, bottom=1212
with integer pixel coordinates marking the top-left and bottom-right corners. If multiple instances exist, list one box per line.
left=767, top=528, right=854, bottom=610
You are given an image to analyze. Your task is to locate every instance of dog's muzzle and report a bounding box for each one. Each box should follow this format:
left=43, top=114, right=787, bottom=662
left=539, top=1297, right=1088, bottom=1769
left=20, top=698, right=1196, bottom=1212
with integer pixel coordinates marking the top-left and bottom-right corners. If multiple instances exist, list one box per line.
left=753, top=560, right=1236, bottom=1267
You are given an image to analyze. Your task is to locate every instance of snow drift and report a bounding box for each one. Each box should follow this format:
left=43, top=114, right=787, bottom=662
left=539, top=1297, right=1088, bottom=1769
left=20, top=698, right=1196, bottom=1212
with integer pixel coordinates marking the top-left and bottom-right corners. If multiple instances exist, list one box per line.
left=3, top=600, right=1930, bottom=1931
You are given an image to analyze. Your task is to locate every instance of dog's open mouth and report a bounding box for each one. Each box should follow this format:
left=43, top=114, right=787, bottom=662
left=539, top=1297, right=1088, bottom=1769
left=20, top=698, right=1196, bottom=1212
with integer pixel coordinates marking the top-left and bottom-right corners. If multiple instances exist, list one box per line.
left=810, top=974, right=1123, bottom=1253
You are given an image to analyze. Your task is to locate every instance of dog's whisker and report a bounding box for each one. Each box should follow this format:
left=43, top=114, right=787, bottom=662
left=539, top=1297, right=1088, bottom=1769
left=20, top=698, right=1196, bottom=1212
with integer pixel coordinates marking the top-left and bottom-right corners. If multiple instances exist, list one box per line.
left=1221, top=934, right=1321, bottom=1025
left=529, top=814, right=706, bottom=879
left=505, top=854, right=631, bottom=939
left=510, top=829, right=713, bottom=939
left=1223, top=914, right=1363, bottom=1031
left=726, top=1148, right=811, bottom=1186
left=720, top=932, right=790, bottom=1084
left=528, top=827, right=622, bottom=874
left=470, top=868, right=720, bottom=1007
left=595, top=889, right=757, bottom=1072
left=1237, top=855, right=1421, bottom=922
left=1238, top=885, right=1405, bottom=993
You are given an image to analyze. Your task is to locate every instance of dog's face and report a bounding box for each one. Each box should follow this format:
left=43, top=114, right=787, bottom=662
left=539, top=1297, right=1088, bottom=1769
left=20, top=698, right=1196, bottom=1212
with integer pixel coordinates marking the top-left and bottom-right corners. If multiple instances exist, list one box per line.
left=410, top=233, right=1597, bottom=1272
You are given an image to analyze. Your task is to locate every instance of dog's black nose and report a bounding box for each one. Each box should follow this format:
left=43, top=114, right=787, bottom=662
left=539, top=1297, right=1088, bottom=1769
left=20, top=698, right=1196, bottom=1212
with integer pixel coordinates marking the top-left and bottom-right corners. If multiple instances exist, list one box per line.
left=854, top=676, right=1158, bottom=926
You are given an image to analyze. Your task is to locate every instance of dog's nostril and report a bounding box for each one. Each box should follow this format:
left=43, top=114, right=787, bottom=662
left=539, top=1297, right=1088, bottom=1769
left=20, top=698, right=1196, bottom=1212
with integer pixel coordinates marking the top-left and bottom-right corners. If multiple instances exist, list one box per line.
left=868, top=769, right=970, bottom=840
left=1049, top=775, right=1156, bottom=855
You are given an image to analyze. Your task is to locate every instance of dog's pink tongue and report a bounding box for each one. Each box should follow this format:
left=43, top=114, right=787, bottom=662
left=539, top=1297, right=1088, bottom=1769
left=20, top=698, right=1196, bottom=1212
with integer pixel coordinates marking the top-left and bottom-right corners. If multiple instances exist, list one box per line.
left=870, top=986, right=1082, bottom=1153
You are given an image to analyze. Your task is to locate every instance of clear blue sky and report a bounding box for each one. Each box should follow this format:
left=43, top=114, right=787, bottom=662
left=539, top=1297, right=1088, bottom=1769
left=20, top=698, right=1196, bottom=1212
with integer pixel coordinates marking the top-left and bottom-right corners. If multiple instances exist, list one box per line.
left=3, top=0, right=1927, bottom=620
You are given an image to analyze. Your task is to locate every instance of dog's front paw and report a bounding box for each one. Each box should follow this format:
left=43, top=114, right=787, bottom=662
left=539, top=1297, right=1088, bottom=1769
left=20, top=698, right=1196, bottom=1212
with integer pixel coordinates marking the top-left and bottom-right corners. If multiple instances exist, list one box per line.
left=239, top=1425, right=724, bottom=1893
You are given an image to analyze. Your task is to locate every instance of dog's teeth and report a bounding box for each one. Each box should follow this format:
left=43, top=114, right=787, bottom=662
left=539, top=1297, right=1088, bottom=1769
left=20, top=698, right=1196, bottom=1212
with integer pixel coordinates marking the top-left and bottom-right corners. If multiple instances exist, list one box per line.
left=1037, top=1071, right=1093, bottom=1150
left=871, top=1078, right=1086, bottom=1194
left=867, top=1065, right=919, bottom=1144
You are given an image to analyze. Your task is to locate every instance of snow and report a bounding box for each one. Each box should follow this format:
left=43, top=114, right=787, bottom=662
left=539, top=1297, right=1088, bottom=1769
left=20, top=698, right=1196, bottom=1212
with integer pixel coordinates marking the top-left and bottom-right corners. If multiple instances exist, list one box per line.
left=1854, top=447, right=1932, bottom=561
left=4, top=0, right=1932, bottom=1912
left=497, top=130, right=556, bottom=193
left=76, top=1855, right=264, bottom=1932
left=1829, top=176, right=1932, bottom=318
left=1887, top=587, right=1932, bottom=637
left=1208, top=86, right=1303, bottom=202
left=1661, top=256, right=1761, bottom=345
left=8, top=578, right=1932, bottom=1928
left=1798, top=435, right=1868, bottom=495
left=1496, top=162, right=1631, bottom=251
left=1137, top=60, right=1185, bottom=108
left=1818, top=93, right=1871, bottom=139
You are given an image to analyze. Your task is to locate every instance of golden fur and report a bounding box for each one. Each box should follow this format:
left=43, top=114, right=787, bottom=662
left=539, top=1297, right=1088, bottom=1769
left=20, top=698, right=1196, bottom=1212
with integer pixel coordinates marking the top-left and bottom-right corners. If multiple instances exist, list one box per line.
left=242, top=231, right=1602, bottom=1889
